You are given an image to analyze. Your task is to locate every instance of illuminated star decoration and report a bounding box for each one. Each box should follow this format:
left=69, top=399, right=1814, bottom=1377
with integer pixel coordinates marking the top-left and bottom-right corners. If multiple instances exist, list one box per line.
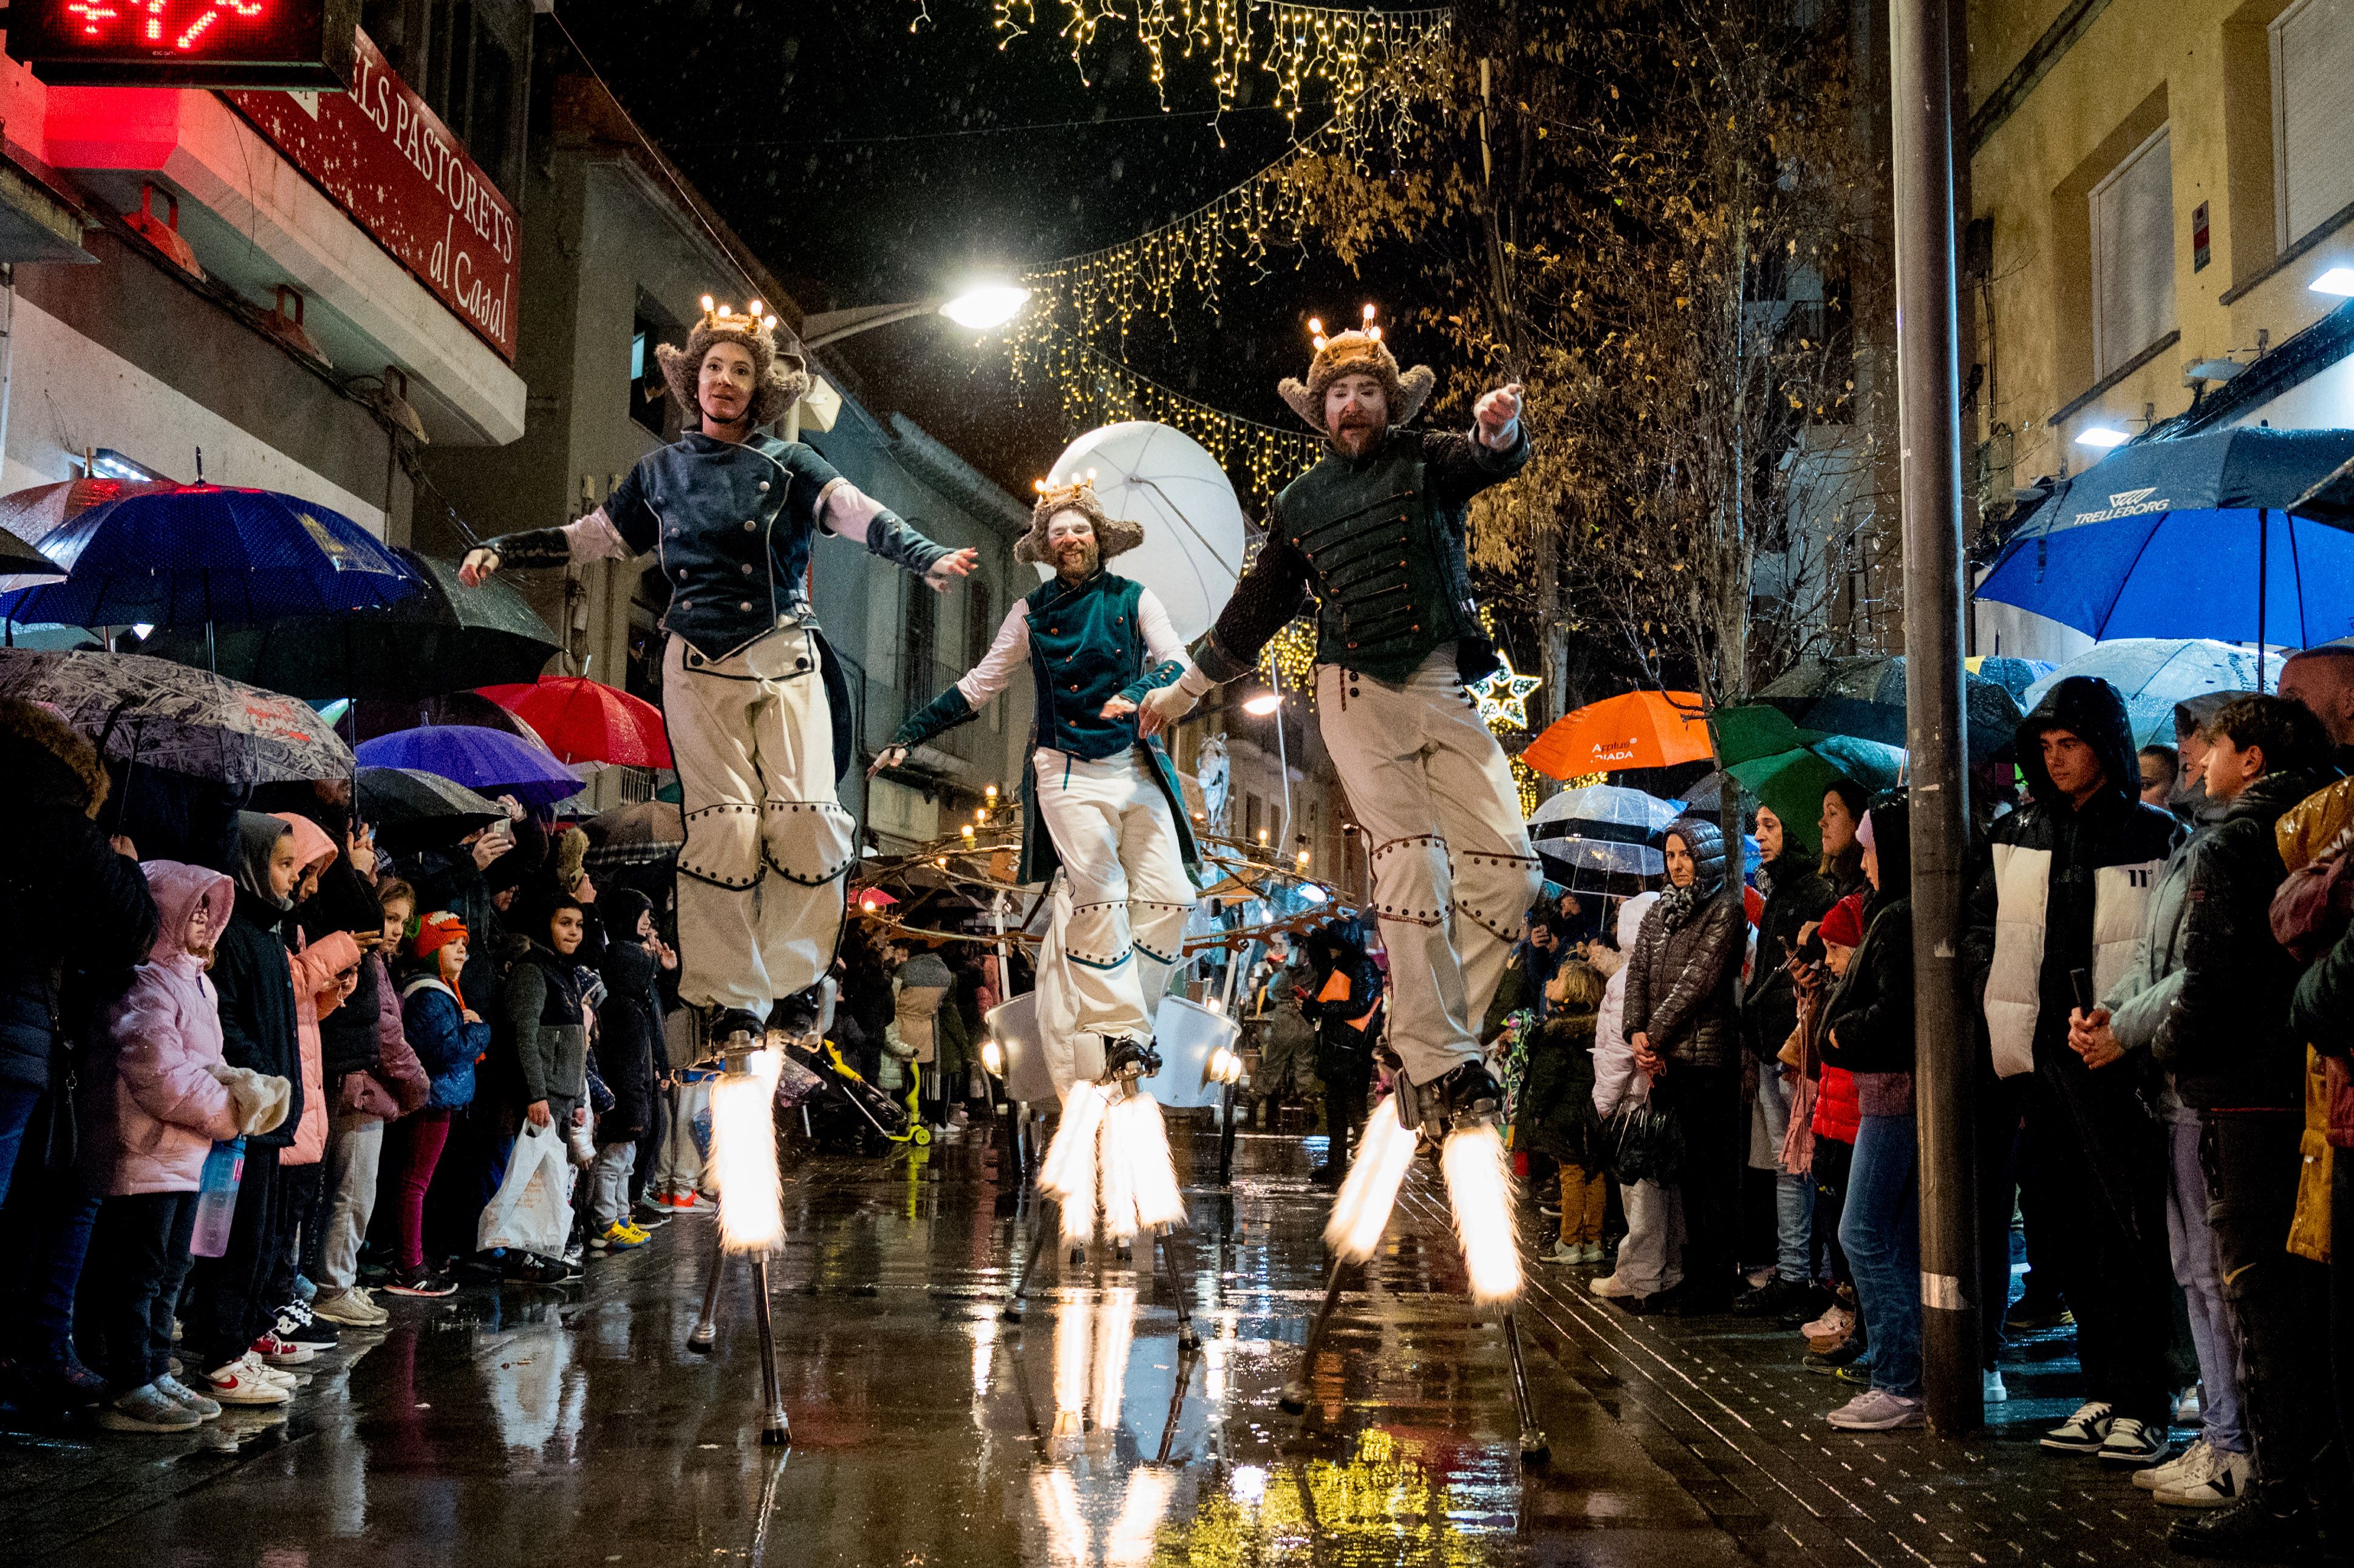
left=1469, top=653, right=1543, bottom=732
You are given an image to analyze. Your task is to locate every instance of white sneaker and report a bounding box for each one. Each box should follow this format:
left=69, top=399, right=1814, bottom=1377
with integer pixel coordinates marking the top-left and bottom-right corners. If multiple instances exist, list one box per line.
left=2154, top=1446, right=2254, bottom=1510
left=1983, top=1369, right=2008, bottom=1404
left=2098, top=1416, right=2168, bottom=1467
left=245, top=1352, right=299, bottom=1389
left=2041, top=1400, right=2115, bottom=1454
left=202, top=1355, right=290, bottom=1406
left=1828, top=1389, right=1925, bottom=1430
left=97, top=1381, right=202, bottom=1432
left=1577, top=1242, right=1606, bottom=1263
left=1589, top=1273, right=1637, bottom=1299
left=1539, top=1242, right=1580, bottom=1266
left=310, top=1287, right=389, bottom=1328
left=252, top=1332, right=315, bottom=1367
left=2135, top=1437, right=2208, bottom=1491
left=154, top=1374, right=222, bottom=1420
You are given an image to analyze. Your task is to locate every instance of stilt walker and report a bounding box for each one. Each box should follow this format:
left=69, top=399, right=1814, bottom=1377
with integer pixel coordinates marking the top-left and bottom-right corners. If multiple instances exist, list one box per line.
left=464, top=296, right=981, bottom=1440
left=1142, top=313, right=1550, bottom=1457
left=871, top=477, right=1203, bottom=1340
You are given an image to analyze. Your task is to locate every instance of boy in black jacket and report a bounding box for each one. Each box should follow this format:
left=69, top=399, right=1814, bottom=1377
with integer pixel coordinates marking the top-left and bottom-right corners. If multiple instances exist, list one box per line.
left=180, top=814, right=307, bottom=1406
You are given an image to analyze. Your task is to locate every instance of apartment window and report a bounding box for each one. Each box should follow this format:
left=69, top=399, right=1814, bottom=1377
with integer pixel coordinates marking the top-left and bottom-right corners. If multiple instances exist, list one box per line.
left=2272, top=0, right=2354, bottom=248
left=965, top=577, right=995, bottom=672
left=629, top=317, right=667, bottom=437
left=2090, top=126, right=2177, bottom=378
left=905, top=573, right=937, bottom=706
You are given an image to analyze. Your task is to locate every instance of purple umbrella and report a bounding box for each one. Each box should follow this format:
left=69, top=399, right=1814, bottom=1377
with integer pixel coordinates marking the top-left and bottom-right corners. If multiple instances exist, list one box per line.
left=355, top=724, right=585, bottom=808
left=0, top=483, right=424, bottom=629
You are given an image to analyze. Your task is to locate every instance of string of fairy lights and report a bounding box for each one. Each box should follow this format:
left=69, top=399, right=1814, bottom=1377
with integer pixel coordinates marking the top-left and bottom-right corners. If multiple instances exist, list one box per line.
left=991, top=0, right=1452, bottom=126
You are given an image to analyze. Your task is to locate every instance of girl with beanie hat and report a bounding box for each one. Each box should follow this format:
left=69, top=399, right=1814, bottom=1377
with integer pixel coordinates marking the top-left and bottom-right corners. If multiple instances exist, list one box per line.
left=380, top=912, right=486, bottom=1298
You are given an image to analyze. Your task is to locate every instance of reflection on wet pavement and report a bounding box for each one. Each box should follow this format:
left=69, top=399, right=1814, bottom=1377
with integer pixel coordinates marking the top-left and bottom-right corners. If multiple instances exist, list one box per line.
left=0, top=1131, right=1748, bottom=1567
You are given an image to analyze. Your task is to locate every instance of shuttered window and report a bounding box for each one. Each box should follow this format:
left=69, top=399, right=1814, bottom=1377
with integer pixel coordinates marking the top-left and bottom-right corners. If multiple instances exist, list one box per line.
left=2272, top=0, right=2354, bottom=248
left=2090, top=126, right=2177, bottom=380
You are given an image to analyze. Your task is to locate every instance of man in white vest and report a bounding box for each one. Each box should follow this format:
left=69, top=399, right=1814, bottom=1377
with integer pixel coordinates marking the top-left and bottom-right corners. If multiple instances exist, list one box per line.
left=1965, top=676, right=2185, bottom=1465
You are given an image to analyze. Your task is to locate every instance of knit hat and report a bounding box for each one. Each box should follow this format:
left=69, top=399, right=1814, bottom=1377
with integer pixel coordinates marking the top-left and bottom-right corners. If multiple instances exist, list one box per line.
left=1014, top=476, right=1146, bottom=567
left=409, top=910, right=469, bottom=964
left=655, top=296, right=810, bottom=429
left=1818, top=892, right=1866, bottom=949
left=1276, top=319, right=1435, bottom=432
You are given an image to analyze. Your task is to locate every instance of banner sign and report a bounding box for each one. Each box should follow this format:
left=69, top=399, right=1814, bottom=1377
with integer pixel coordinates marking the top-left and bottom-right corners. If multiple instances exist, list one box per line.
left=231, top=28, right=517, bottom=362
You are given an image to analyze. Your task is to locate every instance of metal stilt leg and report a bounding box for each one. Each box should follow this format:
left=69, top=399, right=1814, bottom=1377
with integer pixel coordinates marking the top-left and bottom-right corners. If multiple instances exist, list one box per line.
left=1280, top=1256, right=1350, bottom=1414
left=1154, top=1343, right=1199, bottom=1464
left=1501, top=1309, right=1549, bottom=1463
left=1155, top=1223, right=1201, bottom=1351
left=1003, top=1196, right=1060, bottom=1322
left=687, top=1226, right=729, bottom=1352
left=749, top=1253, right=790, bottom=1447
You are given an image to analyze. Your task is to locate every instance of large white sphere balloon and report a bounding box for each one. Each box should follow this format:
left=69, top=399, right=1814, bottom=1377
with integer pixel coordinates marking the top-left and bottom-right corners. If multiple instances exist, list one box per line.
left=1040, top=421, right=1247, bottom=643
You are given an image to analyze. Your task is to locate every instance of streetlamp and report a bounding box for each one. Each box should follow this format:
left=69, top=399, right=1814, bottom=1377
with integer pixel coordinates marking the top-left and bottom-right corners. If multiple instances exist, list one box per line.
left=783, top=282, right=1033, bottom=440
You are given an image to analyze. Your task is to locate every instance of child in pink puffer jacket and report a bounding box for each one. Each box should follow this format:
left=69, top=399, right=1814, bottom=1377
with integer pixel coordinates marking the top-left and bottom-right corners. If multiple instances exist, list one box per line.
left=81, top=861, right=288, bottom=1433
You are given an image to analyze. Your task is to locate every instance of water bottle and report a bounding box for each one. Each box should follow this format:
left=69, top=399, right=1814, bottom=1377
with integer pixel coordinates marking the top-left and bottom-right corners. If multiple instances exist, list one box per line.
left=190, top=1137, right=244, bottom=1259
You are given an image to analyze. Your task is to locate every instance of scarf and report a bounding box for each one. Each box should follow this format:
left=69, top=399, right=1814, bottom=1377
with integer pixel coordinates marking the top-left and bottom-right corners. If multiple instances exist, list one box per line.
left=1657, top=882, right=1702, bottom=931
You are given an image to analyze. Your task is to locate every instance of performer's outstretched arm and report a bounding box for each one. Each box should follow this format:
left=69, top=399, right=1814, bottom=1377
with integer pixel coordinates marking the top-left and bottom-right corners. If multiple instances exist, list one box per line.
left=816, top=477, right=978, bottom=590
left=1136, top=537, right=1312, bottom=737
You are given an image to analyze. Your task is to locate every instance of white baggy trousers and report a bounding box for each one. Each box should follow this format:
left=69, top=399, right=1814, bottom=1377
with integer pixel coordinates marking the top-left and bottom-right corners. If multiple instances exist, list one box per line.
left=1314, top=649, right=1543, bottom=1086
left=664, top=628, right=855, bottom=1018
left=1031, top=747, right=1195, bottom=1091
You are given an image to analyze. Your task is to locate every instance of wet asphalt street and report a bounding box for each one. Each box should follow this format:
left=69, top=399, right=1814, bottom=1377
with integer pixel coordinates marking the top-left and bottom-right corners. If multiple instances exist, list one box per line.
left=0, top=1124, right=2208, bottom=1567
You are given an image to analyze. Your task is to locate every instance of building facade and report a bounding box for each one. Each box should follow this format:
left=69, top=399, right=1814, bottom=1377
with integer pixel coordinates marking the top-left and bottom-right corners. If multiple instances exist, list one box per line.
left=1967, top=0, right=2354, bottom=656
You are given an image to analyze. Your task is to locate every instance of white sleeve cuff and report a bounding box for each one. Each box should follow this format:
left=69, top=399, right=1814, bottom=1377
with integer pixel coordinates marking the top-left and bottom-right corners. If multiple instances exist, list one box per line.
left=562, top=508, right=633, bottom=562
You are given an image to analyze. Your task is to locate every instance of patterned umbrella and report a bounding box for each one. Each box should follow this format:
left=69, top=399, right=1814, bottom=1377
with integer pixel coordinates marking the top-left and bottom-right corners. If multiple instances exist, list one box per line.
left=0, top=483, right=425, bottom=628
left=355, top=724, right=585, bottom=808
left=0, top=647, right=352, bottom=784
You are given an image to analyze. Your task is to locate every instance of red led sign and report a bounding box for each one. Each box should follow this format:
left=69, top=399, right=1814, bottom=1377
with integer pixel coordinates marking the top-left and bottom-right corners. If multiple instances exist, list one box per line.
left=7, top=0, right=358, bottom=88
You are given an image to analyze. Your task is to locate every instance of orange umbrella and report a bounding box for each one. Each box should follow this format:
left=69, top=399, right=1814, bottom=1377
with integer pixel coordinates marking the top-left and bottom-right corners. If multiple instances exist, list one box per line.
left=1521, top=689, right=1712, bottom=778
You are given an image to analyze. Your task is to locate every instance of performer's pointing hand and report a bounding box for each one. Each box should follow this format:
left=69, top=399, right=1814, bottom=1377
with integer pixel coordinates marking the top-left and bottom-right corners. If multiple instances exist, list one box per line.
left=1100, top=695, right=1138, bottom=722
left=459, top=547, right=501, bottom=587
left=924, top=547, right=981, bottom=593
left=1473, top=383, right=1524, bottom=448
left=868, top=744, right=910, bottom=779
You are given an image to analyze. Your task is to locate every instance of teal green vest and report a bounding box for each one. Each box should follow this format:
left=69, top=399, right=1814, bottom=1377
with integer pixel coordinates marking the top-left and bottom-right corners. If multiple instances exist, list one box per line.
left=1274, top=442, right=1479, bottom=683
left=1025, top=572, right=1162, bottom=762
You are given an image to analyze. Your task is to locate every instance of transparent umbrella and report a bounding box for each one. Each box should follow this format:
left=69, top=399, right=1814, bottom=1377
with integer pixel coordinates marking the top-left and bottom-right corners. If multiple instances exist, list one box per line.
left=2022, top=638, right=2284, bottom=748
left=1041, top=421, right=1247, bottom=643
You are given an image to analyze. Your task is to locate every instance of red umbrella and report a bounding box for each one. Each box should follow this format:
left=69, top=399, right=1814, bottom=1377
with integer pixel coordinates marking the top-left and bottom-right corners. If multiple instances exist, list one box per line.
left=477, top=676, right=672, bottom=769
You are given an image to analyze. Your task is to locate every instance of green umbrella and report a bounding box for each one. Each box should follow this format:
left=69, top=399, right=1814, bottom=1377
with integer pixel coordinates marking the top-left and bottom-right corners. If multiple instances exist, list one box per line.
left=1727, top=732, right=1905, bottom=850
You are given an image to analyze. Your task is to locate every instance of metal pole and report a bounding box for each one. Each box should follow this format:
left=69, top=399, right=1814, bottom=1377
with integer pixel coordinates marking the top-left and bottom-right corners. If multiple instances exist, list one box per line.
left=749, top=1253, right=790, bottom=1445
left=1891, top=0, right=1982, bottom=1436
left=2257, top=510, right=2269, bottom=690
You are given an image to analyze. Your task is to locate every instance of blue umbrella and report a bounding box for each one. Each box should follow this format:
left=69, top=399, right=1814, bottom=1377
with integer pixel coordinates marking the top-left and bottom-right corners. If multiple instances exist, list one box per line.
left=355, top=724, right=585, bottom=808
left=1977, top=427, right=2354, bottom=661
left=0, top=483, right=424, bottom=629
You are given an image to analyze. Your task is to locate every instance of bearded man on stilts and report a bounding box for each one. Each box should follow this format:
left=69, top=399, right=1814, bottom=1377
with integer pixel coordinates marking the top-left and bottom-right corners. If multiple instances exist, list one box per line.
left=1142, top=319, right=1551, bottom=1454
left=876, top=477, right=1204, bottom=1345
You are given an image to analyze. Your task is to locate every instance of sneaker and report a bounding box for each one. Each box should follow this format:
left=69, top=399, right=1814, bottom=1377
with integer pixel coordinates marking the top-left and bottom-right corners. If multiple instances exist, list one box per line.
left=2137, top=1438, right=2207, bottom=1491
left=1589, top=1273, right=1638, bottom=1299
left=154, top=1374, right=221, bottom=1420
left=275, top=1312, right=339, bottom=1351
left=252, top=1332, right=316, bottom=1367
left=2168, top=1483, right=2325, bottom=1558
left=1805, top=1335, right=1868, bottom=1375
left=503, top=1254, right=567, bottom=1286
left=2155, top=1447, right=2253, bottom=1510
left=202, top=1355, right=290, bottom=1406
left=1829, top=1361, right=1874, bottom=1386
left=1827, top=1389, right=1925, bottom=1430
left=1804, top=1304, right=1857, bottom=1346
left=246, top=1354, right=299, bottom=1389
left=1539, top=1241, right=1580, bottom=1266
left=1576, top=1242, right=1606, bottom=1263
left=310, top=1287, right=389, bottom=1328
left=97, top=1380, right=203, bottom=1433
left=632, top=1203, right=672, bottom=1229
left=1733, top=1276, right=1812, bottom=1317
left=1983, top=1369, right=2008, bottom=1404
left=596, top=1222, right=647, bottom=1252
left=2098, top=1416, right=2168, bottom=1467
left=2041, top=1400, right=2116, bottom=1454
left=1537, top=1204, right=1563, bottom=1219
left=381, top=1264, right=459, bottom=1299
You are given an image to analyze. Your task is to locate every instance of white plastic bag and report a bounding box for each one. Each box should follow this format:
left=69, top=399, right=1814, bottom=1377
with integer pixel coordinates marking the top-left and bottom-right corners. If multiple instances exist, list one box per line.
left=477, top=1123, right=573, bottom=1258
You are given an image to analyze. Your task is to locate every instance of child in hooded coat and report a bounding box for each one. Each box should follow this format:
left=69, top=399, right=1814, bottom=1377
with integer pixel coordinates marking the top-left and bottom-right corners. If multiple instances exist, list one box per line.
left=79, top=862, right=284, bottom=1431
left=258, top=813, right=364, bottom=1357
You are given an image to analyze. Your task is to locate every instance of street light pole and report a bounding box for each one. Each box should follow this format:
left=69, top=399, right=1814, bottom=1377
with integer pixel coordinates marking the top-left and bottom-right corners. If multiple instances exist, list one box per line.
left=1890, top=0, right=1980, bottom=1435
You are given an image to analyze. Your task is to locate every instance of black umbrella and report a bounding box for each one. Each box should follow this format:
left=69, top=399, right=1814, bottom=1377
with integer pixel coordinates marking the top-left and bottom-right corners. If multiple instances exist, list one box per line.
left=1758, top=655, right=2024, bottom=764
left=358, top=765, right=505, bottom=853
left=581, top=799, right=684, bottom=871
left=142, top=548, right=557, bottom=700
